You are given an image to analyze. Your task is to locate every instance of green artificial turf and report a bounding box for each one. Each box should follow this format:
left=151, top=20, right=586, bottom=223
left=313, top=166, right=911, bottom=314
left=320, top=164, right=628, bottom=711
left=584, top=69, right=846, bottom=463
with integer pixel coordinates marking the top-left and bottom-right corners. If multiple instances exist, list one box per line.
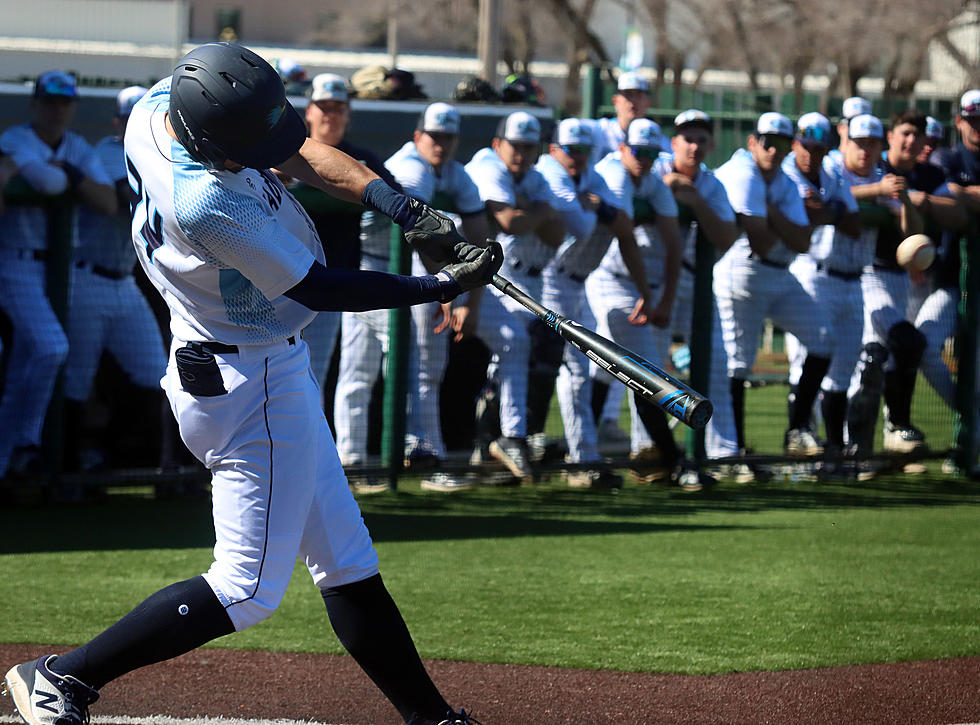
left=2, top=473, right=977, bottom=675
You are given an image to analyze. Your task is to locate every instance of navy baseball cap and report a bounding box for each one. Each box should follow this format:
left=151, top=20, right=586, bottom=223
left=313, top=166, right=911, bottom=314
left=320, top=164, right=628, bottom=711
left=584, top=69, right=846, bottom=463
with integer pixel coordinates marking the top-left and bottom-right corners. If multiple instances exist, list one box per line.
left=673, top=109, right=712, bottom=132
left=34, top=71, right=77, bottom=99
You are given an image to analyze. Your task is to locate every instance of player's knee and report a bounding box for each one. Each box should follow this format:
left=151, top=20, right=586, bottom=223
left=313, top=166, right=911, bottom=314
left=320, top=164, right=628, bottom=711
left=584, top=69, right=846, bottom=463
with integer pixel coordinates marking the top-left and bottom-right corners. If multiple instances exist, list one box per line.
left=886, top=321, right=926, bottom=372
left=203, top=567, right=287, bottom=631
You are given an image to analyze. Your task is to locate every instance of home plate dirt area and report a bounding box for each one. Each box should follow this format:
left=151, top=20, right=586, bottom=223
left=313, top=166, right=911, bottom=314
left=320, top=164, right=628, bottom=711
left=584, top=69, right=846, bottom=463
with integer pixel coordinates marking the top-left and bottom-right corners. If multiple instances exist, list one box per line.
left=1, top=645, right=978, bottom=724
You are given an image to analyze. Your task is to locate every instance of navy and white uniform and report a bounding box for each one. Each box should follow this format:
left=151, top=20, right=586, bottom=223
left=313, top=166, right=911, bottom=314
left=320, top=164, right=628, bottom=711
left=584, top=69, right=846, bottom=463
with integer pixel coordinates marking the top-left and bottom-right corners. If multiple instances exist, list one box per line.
left=781, top=151, right=862, bottom=394
left=585, top=150, right=676, bottom=456
left=590, top=117, right=626, bottom=164
left=126, top=79, right=378, bottom=630
left=64, top=135, right=167, bottom=404
left=535, top=152, right=625, bottom=462
left=714, top=149, right=832, bottom=381
left=0, top=123, right=110, bottom=474
left=464, top=146, right=557, bottom=440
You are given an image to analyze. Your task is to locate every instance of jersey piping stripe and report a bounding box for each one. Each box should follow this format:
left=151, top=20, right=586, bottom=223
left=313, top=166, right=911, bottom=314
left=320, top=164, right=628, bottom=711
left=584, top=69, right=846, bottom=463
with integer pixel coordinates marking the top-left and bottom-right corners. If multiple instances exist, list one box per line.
left=225, top=356, right=274, bottom=610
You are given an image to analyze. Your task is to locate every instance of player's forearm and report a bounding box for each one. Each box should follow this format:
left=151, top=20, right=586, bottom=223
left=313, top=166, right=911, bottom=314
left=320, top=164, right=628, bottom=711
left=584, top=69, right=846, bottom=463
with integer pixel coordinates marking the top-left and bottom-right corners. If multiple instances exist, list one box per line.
left=75, top=178, right=118, bottom=216
left=688, top=195, right=737, bottom=253
left=279, top=138, right=379, bottom=204
left=614, top=220, right=652, bottom=303
left=767, top=206, right=810, bottom=253
left=284, top=261, right=458, bottom=311
left=740, top=215, right=779, bottom=256
left=922, top=195, right=967, bottom=230
left=656, top=216, right=682, bottom=308
left=899, top=201, right=923, bottom=237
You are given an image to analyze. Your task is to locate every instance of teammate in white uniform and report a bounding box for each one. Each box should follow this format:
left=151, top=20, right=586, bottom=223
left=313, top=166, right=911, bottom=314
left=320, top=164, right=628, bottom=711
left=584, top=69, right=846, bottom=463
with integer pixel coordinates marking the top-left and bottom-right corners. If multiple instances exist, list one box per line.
left=0, top=71, right=118, bottom=478
left=847, top=109, right=965, bottom=457
left=585, top=119, right=684, bottom=477
left=714, top=112, right=833, bottom=463
left=592, top=71, right=651, bottom=163
left=336, top=103, right=488, bottom=492
left=536, top=118, right=653, bottom=486
left=1, top=44, right=495, bottom=725
left=780, top=113, right=862, bottom=460
left=464, top=111, right=565, bottom=480
left=826, top=97, right=872, bottom=171
left=655, top=110, right=741, bottom=462
left=60, top=86, right=168, bottom=476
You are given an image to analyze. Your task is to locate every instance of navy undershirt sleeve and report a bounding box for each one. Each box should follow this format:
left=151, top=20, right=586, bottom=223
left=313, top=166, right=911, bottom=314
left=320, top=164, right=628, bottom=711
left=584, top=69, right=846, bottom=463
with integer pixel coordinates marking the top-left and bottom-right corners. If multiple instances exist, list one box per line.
left=283, top=261, right=460, bottom=311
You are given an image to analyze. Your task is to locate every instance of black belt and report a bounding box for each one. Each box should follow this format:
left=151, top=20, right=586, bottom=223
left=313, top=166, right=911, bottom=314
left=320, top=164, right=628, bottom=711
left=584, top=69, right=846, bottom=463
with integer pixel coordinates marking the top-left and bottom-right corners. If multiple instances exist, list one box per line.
left=10, top=249, right=47, bottom=262
left=192, top=337, right=296, bottom=355
left=873, top=262, right=903, bottom=273
left=748, top=251, right=788, bottom=269
left=558, top=267, right=588, bottom=283
left=816, top=263, right=861, bottom=281
left=510, top=259, right=542, bottom=277
left=76, top=261, right=130, bottom=280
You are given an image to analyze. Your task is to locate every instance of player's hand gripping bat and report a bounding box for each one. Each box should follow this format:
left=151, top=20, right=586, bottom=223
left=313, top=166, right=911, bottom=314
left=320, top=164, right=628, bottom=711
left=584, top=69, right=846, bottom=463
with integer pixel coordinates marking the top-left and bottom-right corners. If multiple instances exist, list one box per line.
left=490, top=273, right=713, bottom=430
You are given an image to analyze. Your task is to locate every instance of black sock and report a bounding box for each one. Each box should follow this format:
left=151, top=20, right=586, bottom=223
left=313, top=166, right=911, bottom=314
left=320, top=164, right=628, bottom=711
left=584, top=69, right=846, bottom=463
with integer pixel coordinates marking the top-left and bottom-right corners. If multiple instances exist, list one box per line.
left=821, top=391, right=847, bottom=448
left=526, top=369, right=557, bottom=435
left=322, top=573, right=449, bottom=723
left=50, top=576, right=234, bottom=690
left=591, top=378, right=610, bottom=424
left=730, top=377, right=746, bottom=451
left=791, top=355, right=830, bottom=431
left=883, top=369, right=916, bottom=428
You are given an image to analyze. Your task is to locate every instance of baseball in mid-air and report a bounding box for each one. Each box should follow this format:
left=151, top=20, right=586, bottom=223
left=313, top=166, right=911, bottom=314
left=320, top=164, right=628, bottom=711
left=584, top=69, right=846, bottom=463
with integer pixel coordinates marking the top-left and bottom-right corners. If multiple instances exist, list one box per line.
left=896, top=234, right=936, bottom=271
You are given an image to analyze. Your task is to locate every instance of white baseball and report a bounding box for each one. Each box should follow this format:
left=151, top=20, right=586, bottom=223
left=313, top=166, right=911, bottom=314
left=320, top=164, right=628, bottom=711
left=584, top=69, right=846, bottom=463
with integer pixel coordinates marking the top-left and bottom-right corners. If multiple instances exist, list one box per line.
left=896, top=234, right=936, bottom=271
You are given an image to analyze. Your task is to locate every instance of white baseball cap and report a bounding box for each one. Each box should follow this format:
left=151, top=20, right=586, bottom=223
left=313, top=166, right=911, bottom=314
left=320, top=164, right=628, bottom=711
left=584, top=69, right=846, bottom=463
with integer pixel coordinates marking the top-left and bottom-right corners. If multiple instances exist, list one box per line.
left=309, top=73, right=349, bottom=103
left=848, top=114, right=885, bottom=140
left=555, top=118, right=593, bottom=147
left=617, top=71, right=649, bottom=93
left=116, top=85, right=148, bottom=117
left=419, top=102, right=460, bottom=134
left=276, top=57, right=307, bottom=83
left=796, top=112, right=832, bottom=147
left=627, top=118, right=663, bottom=148
left=959, top=89, right=980, bottom=117
left=756, top=112, right=794, bottom=137
left=841, top=96, right=872, bottom=121
left=496, top=111, right=541, bottom=144
left=673, top=109, right=712, bottom=130
left=925, top=116, right=944, bottom=140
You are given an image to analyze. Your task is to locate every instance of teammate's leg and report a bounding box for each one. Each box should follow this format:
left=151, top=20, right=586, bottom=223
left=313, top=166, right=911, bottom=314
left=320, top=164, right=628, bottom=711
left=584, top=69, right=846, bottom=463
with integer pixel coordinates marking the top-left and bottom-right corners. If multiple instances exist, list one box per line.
left=334, top=309, right=386, bottom=465
left=915, top=287, right=957, bottom=409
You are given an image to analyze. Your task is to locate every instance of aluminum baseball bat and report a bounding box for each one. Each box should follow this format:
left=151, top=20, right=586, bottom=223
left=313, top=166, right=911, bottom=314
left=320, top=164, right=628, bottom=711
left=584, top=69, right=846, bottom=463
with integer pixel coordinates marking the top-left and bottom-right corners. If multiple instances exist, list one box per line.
left=490, top=273, right=713, bottom=430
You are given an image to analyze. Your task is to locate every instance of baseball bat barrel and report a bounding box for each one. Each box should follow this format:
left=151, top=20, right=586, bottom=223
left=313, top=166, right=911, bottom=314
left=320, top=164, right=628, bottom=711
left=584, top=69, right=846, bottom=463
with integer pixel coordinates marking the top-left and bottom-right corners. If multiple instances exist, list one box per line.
left=490, top=274, right=713, bottom=430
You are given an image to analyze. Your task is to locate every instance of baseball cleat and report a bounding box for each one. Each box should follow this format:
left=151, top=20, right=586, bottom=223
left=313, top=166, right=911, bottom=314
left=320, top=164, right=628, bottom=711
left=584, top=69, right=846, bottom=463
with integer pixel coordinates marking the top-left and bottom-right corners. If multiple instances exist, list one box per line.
left=488, top=436, right=533, bottom=481
left=420, top=472, right=477, bottom=492
left=882, top=421, right=928, bottom=454
left=3, top=654, right=99, bottom=725
left=784, top=428, right=823, bottom=457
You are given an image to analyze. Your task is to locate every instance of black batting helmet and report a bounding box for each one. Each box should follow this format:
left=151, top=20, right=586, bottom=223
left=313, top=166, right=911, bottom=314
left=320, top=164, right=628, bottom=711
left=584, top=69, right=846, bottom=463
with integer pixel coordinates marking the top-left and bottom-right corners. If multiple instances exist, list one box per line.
left=169, top=42, right=306, bottom=170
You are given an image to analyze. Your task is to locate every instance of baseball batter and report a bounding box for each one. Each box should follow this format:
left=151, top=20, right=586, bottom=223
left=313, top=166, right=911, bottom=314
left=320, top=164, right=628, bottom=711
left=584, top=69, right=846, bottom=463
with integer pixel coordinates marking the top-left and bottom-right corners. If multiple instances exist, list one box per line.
left=0, top=71, right=117, bottom=478
left=62, top=86, right=168, bottom=473
left=780, top=112, right=862, bottom=459
left=714, top=112, right=832, bottom=462
left=2, top=43, right=496, bottom=725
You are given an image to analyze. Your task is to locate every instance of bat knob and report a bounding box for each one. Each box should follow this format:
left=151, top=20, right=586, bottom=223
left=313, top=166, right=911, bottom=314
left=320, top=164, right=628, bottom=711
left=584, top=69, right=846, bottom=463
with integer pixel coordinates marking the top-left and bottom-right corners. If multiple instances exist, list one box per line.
left=688, top=398, right=714, bottom=430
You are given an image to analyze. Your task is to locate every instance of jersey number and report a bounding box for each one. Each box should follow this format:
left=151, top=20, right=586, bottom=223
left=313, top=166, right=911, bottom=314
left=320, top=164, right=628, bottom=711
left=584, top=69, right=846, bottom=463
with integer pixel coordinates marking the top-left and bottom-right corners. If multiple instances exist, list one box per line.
left=126, top=154, right=164, bottom=255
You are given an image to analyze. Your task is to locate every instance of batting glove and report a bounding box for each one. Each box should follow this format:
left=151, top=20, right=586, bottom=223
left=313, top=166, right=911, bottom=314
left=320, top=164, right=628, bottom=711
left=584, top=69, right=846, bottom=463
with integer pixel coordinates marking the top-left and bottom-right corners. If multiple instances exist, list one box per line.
left=435, top=242, right=503, bottom=301
left=403, top=198, right=469, bottom=265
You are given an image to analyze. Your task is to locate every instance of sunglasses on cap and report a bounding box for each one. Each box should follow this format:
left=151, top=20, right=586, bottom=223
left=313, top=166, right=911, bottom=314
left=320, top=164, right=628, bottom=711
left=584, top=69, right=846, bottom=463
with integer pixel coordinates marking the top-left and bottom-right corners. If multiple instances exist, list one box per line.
left=561, top=144, right=592, bottom=156
left=35, top=74, right=75, bottom=98
left=758, top=134, right=791, bottom=153
left=630, top=146, right=660, bottom=160
left=962, top=102, right=980, bottom=116
left=798, top=125, right=830, bottom=145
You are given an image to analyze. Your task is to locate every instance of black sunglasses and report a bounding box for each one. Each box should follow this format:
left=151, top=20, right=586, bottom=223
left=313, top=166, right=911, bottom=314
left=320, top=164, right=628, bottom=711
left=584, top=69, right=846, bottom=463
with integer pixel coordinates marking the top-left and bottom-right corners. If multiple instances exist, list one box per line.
left=630, top=146, right=660, bottom=160
left=759, top=135, right=791, bottom=153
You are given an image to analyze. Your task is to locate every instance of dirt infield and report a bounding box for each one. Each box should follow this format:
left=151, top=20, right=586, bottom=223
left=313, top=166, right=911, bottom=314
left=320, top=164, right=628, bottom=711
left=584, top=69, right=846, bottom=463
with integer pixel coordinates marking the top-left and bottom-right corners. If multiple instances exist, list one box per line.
left=3, top=644, right=979, bottom=724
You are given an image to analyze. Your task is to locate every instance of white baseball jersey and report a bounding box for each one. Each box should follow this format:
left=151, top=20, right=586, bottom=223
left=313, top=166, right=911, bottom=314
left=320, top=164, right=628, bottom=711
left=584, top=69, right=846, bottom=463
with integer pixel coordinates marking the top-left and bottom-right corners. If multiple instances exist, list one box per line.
left=465, top=147, right=556, bottom=271
left=535, top=153, right=622, bottom=279
left=781, top=152, right=860, bottom=269
left=0, top=124, right=111, bottom=250
left=715, top=148, right=808, bottom=266
left=591, top=117, right=626, bottom=164
left=75, top=136, right=133, bottom=271
left=594, top=151, right=678, bottom=285
left=126, top=79, right=322, bottom=346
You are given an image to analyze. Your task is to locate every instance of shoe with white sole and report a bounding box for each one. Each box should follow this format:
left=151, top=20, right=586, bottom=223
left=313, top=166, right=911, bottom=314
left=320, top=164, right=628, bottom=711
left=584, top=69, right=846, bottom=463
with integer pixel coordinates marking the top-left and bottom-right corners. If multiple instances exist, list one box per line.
left=3, top=654, right=99, bottom=725
left=883, top=421, right=928, bottom=454
left=421, top=473, right=476, bottom=492
left=784, top=428, right=823, bottom=457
